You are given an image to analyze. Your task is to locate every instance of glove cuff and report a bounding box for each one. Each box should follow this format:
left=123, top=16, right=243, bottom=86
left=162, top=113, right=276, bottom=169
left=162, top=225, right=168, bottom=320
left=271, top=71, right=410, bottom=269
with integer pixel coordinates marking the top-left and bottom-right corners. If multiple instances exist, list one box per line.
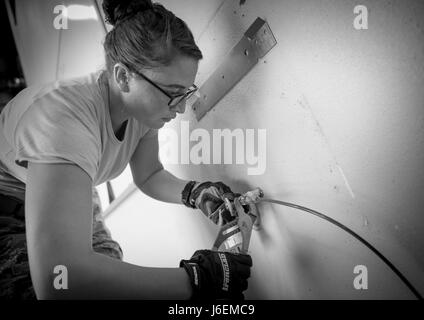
left=180, top=260, right=203, bottom=300
left=181, top=181, right=198, bottom=208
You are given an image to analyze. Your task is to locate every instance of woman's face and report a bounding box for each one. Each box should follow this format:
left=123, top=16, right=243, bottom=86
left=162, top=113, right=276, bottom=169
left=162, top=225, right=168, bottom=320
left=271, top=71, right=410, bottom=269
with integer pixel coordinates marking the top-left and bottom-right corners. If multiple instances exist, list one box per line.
left=122, top=55, right=199, bottom=129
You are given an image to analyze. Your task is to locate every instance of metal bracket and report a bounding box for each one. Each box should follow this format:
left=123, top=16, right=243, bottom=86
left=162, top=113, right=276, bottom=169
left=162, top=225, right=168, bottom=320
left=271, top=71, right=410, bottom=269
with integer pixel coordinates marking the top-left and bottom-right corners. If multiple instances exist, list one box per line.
left=192, top=17, right=277, bottom=121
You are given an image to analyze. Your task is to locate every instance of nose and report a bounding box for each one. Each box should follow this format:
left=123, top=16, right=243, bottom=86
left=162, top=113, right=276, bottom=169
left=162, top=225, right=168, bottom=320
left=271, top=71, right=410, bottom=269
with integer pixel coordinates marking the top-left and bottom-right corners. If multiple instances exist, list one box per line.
left=173, top=101, right=186, bottom=114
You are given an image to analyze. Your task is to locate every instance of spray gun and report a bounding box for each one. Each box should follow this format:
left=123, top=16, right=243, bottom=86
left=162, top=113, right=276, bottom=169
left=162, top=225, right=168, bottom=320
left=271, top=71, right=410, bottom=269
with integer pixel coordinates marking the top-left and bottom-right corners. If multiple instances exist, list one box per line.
left=212, top=188, right=264, bottom=254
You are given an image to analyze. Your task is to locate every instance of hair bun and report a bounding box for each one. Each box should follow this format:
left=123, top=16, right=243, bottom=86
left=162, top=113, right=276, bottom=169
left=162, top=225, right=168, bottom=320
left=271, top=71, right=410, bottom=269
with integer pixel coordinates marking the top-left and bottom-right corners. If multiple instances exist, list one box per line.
left=102, top=0, right=153, bottom=26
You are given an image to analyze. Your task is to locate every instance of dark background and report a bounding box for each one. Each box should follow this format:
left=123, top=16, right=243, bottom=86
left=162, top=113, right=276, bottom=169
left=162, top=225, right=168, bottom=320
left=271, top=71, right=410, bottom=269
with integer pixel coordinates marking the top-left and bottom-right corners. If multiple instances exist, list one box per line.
left=0, top=0, right=25, bottom=113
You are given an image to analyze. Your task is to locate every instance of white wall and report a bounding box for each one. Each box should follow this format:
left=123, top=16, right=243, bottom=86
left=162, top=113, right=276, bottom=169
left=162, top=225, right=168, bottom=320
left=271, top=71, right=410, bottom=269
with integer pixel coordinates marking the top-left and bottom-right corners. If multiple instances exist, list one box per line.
left=6, top=0, right=105, bottom=85
left=105, top=0, right=424, bottom=299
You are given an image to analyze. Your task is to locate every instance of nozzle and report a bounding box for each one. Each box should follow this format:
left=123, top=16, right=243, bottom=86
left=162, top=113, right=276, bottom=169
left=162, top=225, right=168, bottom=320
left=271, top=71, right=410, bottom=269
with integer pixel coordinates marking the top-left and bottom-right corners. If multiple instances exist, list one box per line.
left=238, top=188, right=264, bottom=205
left=237, top=188, right=264, bottom=231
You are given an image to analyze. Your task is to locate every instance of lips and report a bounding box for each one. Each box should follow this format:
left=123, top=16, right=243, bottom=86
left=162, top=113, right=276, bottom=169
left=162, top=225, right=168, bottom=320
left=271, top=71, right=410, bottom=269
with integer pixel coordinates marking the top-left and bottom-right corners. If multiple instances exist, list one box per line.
left=162, top=115, right=176, bottom=122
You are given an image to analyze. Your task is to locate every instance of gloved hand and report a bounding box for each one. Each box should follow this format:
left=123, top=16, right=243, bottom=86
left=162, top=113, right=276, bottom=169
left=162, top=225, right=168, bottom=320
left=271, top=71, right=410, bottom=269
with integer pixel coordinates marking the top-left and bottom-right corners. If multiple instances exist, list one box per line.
left=180, top=250, right=252, bottom=300
left=181, top=181, right=239, bottom=225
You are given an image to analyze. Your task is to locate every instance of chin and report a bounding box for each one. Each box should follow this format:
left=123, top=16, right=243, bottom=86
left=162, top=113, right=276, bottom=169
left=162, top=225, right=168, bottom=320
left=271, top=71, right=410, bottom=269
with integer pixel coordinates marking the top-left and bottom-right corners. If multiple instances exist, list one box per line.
left=150, top=119, right=166, bottom=129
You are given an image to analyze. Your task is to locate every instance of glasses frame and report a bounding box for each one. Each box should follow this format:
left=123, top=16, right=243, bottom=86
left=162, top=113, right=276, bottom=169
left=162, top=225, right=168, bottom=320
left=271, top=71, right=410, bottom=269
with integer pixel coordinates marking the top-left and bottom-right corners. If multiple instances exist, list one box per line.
left=133, top=70, right=198, bottom=108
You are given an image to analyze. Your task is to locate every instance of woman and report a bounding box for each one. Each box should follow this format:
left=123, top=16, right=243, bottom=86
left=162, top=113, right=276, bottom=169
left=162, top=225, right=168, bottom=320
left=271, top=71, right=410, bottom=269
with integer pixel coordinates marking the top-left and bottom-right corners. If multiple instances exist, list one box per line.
left=0, top=0, right=252, bottom=299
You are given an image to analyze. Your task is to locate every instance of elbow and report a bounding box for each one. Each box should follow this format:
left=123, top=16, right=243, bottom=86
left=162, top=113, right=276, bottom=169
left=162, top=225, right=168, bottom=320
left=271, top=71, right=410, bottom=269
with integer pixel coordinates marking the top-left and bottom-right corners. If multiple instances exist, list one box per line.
left=32, top=264, right=74, bottom=300
left=136, top=168, right=163, bottom=193
left=30, top=248, right=94, bottom=300
left=31, top=265, right=65, bottom=300
left=35, top=284, right=58, bottom=300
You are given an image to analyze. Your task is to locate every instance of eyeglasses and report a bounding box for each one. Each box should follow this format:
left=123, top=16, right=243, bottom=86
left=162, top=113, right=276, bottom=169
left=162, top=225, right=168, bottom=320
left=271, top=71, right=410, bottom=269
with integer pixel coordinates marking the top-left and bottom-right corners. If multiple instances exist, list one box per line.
left=133, top=70, right=198, bottom=108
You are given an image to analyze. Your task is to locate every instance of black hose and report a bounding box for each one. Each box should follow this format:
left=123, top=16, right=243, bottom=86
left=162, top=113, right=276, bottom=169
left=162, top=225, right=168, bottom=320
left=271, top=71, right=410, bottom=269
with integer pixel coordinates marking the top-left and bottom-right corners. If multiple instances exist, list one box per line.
left=260, top=198, right=423, bottom=300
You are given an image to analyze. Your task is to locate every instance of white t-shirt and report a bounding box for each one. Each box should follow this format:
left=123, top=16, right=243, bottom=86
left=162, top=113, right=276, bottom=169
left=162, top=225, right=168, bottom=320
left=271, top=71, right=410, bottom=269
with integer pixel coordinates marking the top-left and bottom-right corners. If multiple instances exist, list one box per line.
left=0, top=70, right=157, bottom=200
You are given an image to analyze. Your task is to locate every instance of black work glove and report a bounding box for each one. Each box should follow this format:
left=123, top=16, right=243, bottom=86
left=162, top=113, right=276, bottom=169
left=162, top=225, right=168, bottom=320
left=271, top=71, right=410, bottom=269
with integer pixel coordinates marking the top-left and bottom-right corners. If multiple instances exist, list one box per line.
left=181, top=181, right=238, bottom=225
left=180, top=250, right=252, bottom=300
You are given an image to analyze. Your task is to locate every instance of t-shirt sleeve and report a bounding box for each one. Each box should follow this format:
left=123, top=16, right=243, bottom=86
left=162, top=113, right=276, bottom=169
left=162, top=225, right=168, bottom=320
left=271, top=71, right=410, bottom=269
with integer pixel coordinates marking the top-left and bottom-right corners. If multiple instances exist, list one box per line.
left=13, top=95, right=100, bottom=181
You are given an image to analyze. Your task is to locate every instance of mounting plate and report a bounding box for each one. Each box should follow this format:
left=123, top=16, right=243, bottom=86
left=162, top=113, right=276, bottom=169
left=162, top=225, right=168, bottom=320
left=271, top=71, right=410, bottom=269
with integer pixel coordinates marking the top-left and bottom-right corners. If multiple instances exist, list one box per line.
left=192, top=17, right=277, bottom=121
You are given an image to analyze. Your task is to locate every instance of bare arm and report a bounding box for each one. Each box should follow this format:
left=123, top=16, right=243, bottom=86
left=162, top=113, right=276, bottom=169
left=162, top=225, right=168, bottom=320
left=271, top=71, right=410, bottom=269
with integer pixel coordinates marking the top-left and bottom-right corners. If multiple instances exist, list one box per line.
left=25, top=162, right=192, bottom=299
left=130, top=133, right=191, bottom=204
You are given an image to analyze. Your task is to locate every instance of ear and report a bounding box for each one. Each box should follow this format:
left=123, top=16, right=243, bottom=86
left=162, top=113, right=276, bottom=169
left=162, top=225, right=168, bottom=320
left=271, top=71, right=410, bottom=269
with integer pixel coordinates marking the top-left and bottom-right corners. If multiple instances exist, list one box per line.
left=112, top=63, right=131, bottom=92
